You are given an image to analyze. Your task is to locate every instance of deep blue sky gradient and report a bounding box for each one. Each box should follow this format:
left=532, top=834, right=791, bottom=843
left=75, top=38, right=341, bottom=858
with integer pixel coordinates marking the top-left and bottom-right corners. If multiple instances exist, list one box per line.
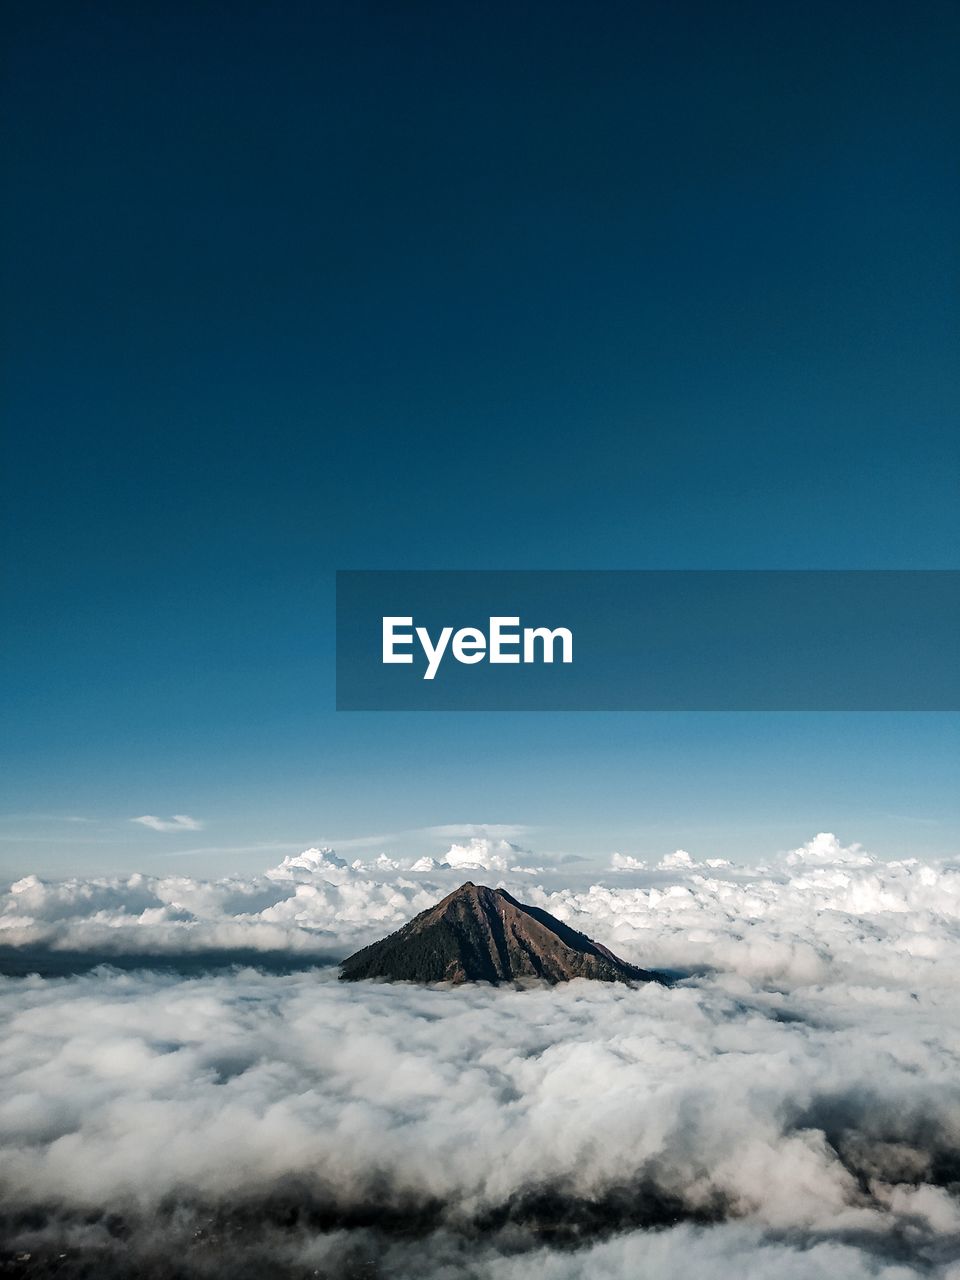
left=2, top=1, right=958, bottom=874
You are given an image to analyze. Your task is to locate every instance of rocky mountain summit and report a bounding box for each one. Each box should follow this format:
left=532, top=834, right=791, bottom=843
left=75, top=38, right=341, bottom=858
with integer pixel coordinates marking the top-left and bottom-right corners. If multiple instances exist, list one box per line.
left=339, top=881, right=657, bottom=985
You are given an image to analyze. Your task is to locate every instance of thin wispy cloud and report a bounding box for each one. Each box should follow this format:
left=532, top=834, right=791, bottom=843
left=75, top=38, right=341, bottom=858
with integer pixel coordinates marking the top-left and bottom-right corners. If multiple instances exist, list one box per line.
left=0, top=813, right=95, bottom=825
left=424, top=823, right=535, bottom=840
left=131, top=814, right=204, bottom=833
left=161, top=840, right=309, bottom=858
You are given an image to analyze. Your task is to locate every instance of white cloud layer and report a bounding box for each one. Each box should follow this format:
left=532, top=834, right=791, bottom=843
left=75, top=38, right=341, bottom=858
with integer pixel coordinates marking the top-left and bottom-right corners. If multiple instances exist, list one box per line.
left=1, top=832, right=959, bottom=1275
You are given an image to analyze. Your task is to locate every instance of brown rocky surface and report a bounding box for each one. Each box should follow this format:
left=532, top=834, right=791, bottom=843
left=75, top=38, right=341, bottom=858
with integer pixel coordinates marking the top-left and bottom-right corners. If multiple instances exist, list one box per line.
left=339, top=881, right=657, bottom=985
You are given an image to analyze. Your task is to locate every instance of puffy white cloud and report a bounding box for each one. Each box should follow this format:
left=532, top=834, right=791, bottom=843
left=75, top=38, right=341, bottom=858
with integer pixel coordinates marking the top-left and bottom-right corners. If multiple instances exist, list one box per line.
left=266, top=845, right=351, bottom=882
left=783, top=830, right=874, bottom=868
left=131, top=813, right=203, bottom=832
left=410, top=856, right=447, bottom=872
left=660, top=848, right=695, bottom=869
left=610, top=852, right=647, bottom=870
left=613, top=850, right=731, bottom=874
left=1, top=946, right=958, bottom=1275
left=442, top=836, right=534, bottom=872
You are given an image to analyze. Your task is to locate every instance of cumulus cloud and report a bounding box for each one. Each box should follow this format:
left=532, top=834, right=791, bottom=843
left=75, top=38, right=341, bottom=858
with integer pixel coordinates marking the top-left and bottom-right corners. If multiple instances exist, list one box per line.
left=613, top=849, right=733, bottom=875
left=1, top=832, right=959, bottom=1274
left=610, top=852, right=647, bottom=870
left=131, top=813, right=203, bottom=832
left=784, top=831, right=873, bottom=868
left=659, top=848, right=695, bottom=869
left=442, top=835, right=543, bottom=873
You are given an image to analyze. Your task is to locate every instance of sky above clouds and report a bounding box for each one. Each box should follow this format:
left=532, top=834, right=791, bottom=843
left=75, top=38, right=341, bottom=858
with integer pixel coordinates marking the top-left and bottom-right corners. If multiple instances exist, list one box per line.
left=2, top=709, right=959, bottom=880
left=2, top=0, right=959, bottom=875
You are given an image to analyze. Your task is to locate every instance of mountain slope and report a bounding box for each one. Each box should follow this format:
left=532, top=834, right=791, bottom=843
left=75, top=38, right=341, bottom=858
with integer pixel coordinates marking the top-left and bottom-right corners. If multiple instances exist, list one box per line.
left=339, top=882, right=657, bottom=985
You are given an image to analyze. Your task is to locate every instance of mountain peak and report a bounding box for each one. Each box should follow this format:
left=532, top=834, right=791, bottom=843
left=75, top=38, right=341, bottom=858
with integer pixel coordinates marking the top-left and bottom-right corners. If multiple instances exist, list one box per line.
left=339, top=882, right=657, bottom=986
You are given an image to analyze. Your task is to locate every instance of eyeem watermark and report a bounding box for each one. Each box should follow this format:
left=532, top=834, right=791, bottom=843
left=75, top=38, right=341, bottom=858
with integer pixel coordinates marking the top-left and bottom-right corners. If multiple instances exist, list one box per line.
left=383, top=616, right=573, bottom=680
left=337, top=570, right=959, bottom=711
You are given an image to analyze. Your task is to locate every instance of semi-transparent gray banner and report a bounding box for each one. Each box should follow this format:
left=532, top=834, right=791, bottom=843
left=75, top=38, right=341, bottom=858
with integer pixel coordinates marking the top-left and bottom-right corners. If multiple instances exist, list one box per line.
left=336, top=571, right=959, bottom=711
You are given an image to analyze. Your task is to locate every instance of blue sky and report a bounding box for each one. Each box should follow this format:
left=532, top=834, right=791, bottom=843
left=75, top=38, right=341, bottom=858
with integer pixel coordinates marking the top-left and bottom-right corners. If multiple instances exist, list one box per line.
left=2, top=0, right=958, bottom=877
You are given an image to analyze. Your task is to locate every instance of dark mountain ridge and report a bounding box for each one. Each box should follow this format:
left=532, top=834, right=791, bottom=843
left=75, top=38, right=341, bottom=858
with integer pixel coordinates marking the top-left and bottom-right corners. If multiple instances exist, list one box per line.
left=339, top=881, right=657, bottom=985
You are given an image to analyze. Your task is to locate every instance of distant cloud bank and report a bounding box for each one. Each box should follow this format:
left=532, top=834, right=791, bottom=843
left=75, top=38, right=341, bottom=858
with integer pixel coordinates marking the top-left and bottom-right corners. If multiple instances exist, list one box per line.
left=2, top=833, right=958, bottom=988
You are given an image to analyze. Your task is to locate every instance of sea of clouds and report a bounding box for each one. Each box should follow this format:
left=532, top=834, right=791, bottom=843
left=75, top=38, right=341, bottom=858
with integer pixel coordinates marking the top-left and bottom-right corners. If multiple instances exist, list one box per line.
left=1, top=832, right=959, bottom=1277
